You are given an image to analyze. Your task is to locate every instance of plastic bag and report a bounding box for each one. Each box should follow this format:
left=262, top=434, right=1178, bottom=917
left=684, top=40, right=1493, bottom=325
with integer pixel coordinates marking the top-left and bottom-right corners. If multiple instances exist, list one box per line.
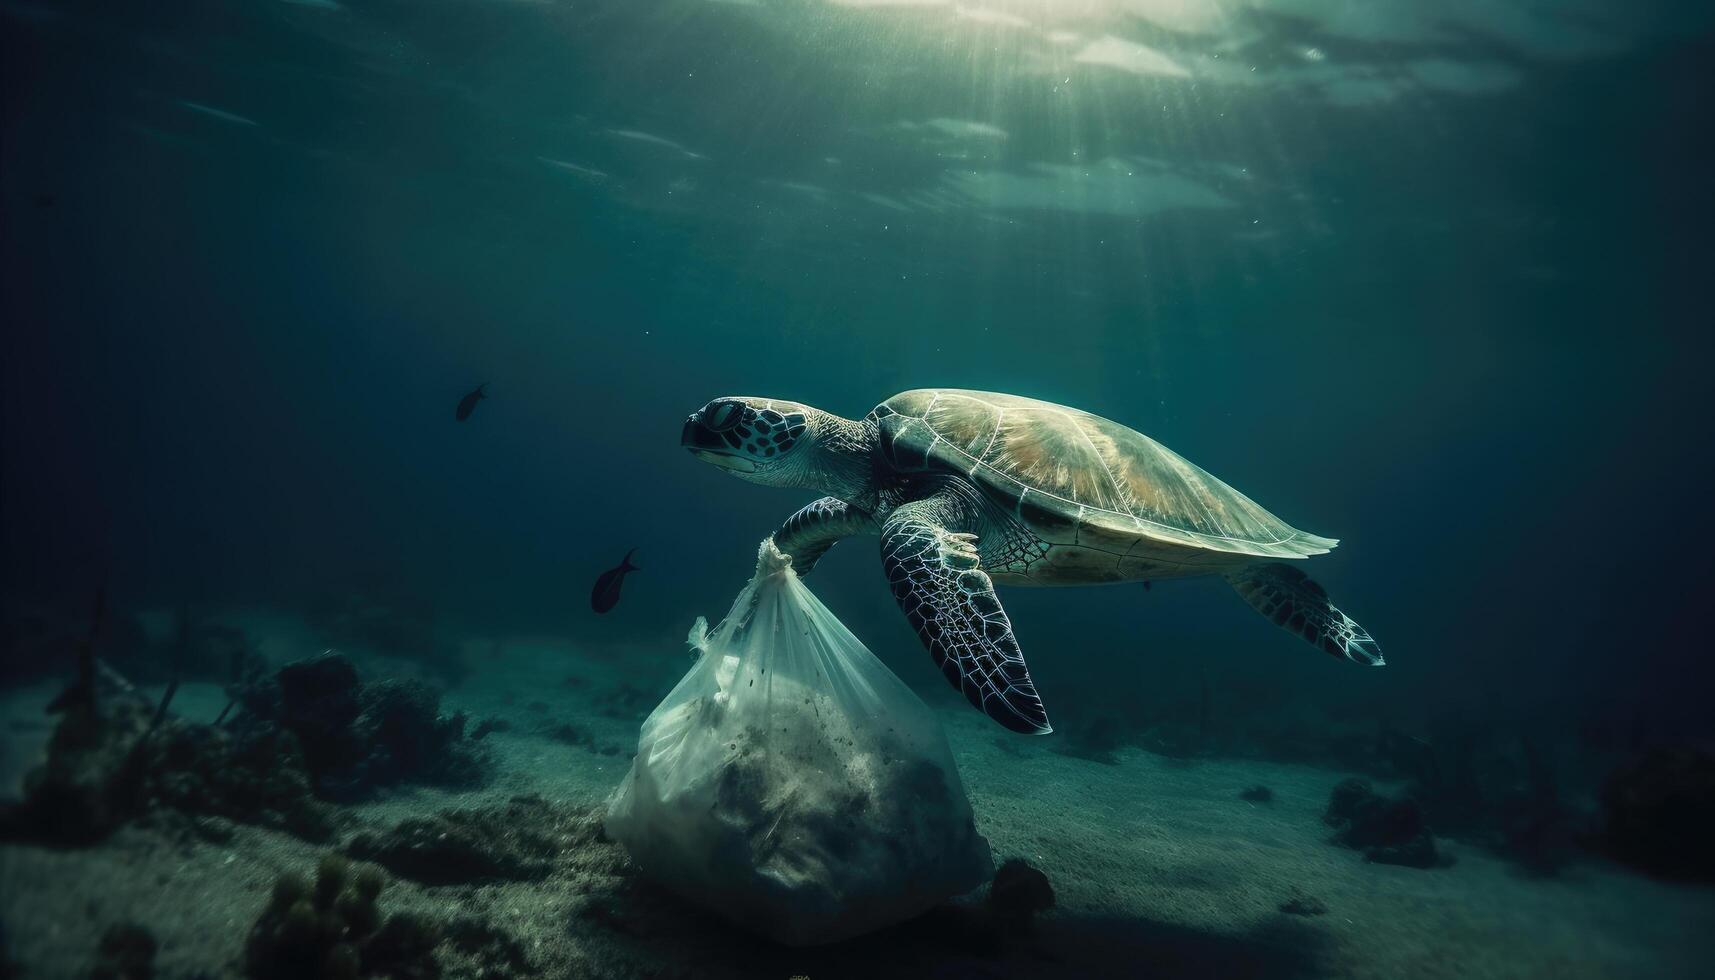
left=605, top=538, right=993, bottom=946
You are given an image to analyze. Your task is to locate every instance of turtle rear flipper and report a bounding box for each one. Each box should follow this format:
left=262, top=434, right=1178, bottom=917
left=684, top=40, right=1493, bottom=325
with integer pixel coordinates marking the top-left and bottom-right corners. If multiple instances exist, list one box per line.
left=881, top=491, right=1052, bottom=735
left=1226, top=563, right=1384, bottom=666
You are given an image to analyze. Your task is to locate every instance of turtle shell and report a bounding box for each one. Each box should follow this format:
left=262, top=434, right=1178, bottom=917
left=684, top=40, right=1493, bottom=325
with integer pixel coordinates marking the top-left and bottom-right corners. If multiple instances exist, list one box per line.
left=872, top=389, right=1336, bottom=560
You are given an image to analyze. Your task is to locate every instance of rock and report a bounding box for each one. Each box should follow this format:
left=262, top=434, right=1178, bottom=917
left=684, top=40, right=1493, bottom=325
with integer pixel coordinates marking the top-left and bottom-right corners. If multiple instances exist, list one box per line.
left=1324, top=777, right=1373, bottom=826
left=1365, top=833, right=1443, bottom=869
left=1279, top=892, right=1327, bottom=916
left=1324, top=777, right=1445, bottom=869
left=542, top=723, right=589, bottom=747
left=988, top=858, right=1054, bottom=926
left=1601, top=743, right=1715, bottom=882
left=275, top=653, right=363, bottom=745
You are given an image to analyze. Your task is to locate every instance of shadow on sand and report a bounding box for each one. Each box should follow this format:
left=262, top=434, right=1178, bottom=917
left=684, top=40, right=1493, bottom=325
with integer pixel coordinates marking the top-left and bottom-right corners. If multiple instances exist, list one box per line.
left=592, top=879, right=1335, bottom=980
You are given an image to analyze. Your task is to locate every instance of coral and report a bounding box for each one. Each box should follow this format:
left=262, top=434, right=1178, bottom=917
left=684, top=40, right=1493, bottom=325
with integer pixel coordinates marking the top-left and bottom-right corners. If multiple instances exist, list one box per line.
left=988, top=858, right=1055, bottom=927
left=0, top=670, right=337, bottom=846
left=1600, top=743, right=1715, bottom=881
left=0, top=694, right=153, bottom=844
left=1323, top=778, right=1446, bottom=869
left=349, top=679, right=482, bottom=790
left=143, top=720, right=336, bottom=841
left=90, top=924, right=155, bottom=980
left=2, top=651, right=489, bottom=846
left=1370, top=722, right=1590, bottom=874
left=245, top=855, right=439, bottom=980
left=346, top=796, right=582, bottom=886
left=236, top=652, right=490, bottom=802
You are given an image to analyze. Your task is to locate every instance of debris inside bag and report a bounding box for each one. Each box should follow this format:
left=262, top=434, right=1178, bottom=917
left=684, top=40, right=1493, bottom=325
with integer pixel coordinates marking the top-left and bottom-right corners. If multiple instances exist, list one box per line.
left=605, top=538, right=993, bottom=946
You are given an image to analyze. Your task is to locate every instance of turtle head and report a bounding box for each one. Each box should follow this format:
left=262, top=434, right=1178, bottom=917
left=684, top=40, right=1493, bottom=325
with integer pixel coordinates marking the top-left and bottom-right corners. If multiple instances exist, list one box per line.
left=682, top=397, right=815, bottom=484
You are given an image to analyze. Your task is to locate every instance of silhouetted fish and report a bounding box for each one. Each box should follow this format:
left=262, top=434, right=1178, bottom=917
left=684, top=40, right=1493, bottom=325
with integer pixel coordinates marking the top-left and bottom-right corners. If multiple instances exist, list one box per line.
left=591, top=549, right=638, bottom=614
left=455, top=383, right=487, bottom=421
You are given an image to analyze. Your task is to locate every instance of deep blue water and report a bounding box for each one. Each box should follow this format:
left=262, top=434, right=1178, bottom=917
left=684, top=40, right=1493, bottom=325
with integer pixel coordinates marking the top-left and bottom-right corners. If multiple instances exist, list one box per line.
left=4, top=0, right=1713, bottom=741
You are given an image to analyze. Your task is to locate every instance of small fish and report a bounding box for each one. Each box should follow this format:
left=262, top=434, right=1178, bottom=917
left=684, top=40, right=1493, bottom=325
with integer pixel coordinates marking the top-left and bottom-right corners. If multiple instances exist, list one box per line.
left=455, top=383, right=487, bottom=421
left=591, top=549, right=639, bottom=614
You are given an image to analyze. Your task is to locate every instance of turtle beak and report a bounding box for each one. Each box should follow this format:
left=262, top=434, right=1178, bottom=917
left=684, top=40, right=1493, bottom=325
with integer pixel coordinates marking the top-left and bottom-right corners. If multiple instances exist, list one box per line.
left=681, top=414, right=758, bottom=473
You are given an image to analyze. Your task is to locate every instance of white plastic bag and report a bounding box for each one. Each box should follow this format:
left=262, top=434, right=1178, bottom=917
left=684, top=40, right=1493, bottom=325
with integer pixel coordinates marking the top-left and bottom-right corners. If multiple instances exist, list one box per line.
left=605, top=539, right=993, bottom=946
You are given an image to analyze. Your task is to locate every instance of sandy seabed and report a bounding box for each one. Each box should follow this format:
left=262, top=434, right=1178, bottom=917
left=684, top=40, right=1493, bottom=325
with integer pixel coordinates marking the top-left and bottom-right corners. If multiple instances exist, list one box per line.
left=3, top=620, right=1712, bottom=979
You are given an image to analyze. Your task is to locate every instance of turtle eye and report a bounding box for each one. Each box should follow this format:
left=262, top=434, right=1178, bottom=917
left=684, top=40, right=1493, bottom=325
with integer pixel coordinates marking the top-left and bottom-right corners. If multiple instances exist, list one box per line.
left=703, top=399, right=746, bottom=432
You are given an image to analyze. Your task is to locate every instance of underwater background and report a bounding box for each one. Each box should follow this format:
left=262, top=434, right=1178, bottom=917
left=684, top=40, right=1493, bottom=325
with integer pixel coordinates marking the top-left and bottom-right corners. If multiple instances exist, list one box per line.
left=4, top=1, right=1714, bottom=978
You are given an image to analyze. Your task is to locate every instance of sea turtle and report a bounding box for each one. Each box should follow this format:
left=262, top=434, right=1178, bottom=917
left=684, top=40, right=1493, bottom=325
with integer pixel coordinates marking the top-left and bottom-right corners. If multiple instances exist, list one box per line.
left=681, top=389, right=1382, bottom=735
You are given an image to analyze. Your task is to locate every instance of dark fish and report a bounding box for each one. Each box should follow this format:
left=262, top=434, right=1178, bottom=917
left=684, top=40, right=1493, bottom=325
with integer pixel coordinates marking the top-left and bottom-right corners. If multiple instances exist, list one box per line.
left=1143, top=581, right=1151, bottom=591
left=591, top=549, right=639, bottom=614
left=455, top=382, right=488, bottom=421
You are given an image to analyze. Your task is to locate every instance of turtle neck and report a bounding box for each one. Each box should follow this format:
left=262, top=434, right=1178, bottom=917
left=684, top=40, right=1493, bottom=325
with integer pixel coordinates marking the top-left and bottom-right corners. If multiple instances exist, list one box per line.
left=805, top=411, right=880, bottom=512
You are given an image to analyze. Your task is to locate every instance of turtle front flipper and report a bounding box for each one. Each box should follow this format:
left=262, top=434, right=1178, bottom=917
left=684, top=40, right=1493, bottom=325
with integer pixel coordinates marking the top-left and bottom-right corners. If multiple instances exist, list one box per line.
left=771, top=496, right=878, bottom=576
left=1226, top=563, right=1384, bottom=666
left=881, top=495, right=1051, bottom=735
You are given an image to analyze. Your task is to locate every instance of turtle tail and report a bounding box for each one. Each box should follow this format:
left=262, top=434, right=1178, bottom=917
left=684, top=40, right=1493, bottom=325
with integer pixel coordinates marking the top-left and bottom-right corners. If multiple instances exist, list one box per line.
left=1226, top=563, right=1383, bottom=666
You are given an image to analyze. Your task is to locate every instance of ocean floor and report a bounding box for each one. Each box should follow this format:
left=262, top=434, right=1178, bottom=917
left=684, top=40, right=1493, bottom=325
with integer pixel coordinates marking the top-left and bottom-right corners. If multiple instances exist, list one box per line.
left=3, top=612, right=1713, bottom=979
